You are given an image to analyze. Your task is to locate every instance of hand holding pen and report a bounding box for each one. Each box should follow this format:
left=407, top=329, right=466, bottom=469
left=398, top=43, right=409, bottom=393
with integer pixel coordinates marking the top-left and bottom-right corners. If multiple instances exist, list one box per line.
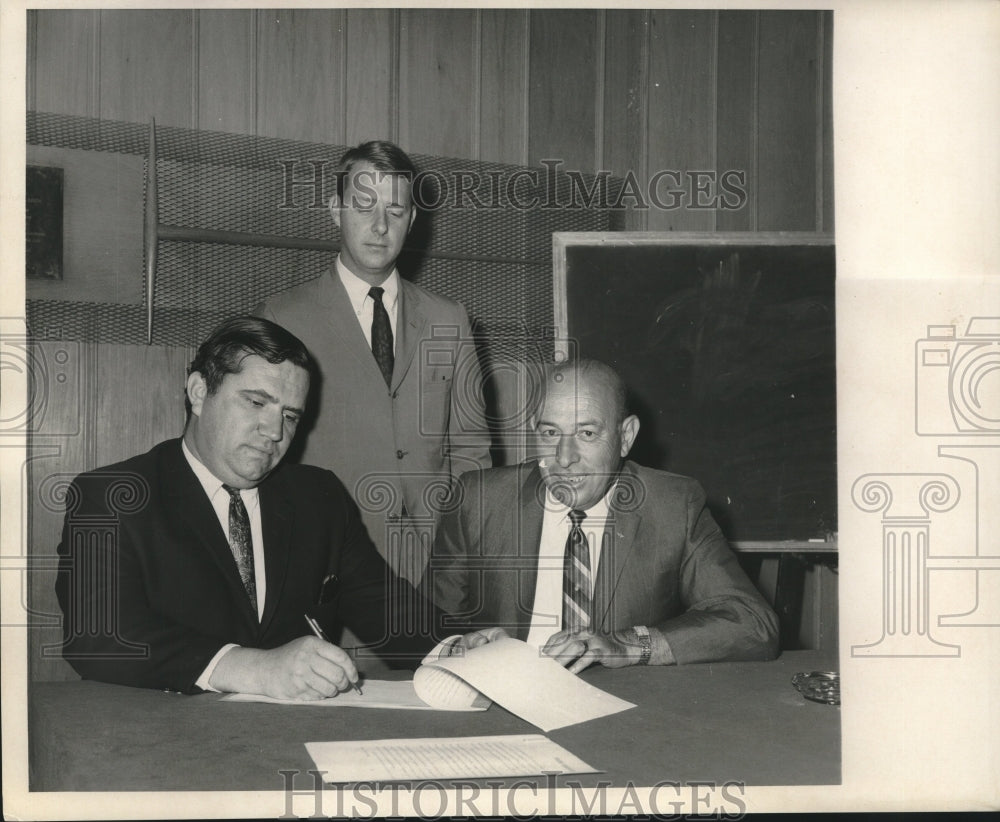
left=305, top=615, right=363, bottom=696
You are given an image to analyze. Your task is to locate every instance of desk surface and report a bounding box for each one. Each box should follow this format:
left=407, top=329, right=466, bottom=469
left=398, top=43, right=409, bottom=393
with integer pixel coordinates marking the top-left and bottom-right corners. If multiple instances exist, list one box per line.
left=30, top=650, right=839, bottom=792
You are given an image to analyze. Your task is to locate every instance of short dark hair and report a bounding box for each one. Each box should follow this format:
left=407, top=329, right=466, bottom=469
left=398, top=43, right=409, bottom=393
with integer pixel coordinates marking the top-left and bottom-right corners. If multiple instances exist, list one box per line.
left=334, top=140, right=418, bottom=202
left=537, top=358, right=629, bottom=426
left=187, top=316, right=314, bottom=396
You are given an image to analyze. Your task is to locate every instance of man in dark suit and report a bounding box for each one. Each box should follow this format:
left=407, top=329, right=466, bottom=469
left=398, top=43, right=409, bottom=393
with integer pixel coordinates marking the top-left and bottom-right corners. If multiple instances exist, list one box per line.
left=423, top=359, right=780, bottom=672
left=55, top=317, right=477, bottom=697
left=256, top=140, right=491, bottom=587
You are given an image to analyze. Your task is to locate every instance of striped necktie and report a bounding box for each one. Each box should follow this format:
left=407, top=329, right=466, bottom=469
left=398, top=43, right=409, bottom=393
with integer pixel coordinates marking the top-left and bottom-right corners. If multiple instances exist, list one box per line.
left=562, top=509, right=591, bottom=632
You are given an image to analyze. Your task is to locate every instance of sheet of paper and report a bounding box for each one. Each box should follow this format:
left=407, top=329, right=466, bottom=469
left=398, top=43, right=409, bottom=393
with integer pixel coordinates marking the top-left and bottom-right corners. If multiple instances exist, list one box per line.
left=421, top=637, right=635, bottom=732
left=411, top=664, right=490, bottom=709
left=221, top=678, right=486, bottom=711
left=305, top=734, right=598, bottom=783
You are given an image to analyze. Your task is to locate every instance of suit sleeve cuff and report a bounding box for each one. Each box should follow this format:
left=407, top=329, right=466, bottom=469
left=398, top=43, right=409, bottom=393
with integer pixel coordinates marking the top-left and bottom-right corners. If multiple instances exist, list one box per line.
left=195, top=644, right=239, bottom=692
left=649, top=627, right=676, bottom=666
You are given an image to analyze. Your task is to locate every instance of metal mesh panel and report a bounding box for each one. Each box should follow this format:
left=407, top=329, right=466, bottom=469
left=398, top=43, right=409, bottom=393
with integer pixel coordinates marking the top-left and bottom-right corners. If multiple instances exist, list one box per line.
left=27, top=112, right=617, bottom=362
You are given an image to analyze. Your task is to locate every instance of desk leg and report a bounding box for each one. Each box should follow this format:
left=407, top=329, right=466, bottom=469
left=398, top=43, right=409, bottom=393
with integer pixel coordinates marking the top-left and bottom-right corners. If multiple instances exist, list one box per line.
left=774, top=553, right=808, bottom=650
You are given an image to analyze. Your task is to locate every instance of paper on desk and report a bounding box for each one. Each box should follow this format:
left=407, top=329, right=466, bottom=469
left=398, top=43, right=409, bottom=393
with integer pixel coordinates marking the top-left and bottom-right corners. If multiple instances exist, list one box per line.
left=305, top=734, right=598, bottom=783
left=415, top=637, right=635, bottom=732
left=221, top=678, right=488, bottom=711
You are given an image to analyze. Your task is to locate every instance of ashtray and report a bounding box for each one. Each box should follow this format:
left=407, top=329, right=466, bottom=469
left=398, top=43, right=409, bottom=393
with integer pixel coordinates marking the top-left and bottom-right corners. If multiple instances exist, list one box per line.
left=791, top=670, right=840, bottom=705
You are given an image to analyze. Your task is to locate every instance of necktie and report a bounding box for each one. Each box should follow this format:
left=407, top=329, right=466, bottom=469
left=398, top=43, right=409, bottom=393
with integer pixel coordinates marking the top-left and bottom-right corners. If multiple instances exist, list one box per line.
left=562, top=509, right=591, bottom=632
left=222, top=484, right=257, bottom=613
left=369, top=286, right=394, bottom=387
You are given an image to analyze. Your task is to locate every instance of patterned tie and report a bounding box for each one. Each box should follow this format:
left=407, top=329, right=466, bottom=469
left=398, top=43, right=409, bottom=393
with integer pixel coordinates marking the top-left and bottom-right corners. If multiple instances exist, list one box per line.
left=369, top=286, right=394, bottom=387
left=222, top=484, right=257, bottom=613
left=562, top=509, right=591, bottom=632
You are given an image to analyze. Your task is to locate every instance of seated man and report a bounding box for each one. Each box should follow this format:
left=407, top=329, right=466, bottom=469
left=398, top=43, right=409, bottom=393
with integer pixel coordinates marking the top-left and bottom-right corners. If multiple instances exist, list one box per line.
left=423, top=358, right=779, bottom=672
left=54, top=316, right=481, bottom=697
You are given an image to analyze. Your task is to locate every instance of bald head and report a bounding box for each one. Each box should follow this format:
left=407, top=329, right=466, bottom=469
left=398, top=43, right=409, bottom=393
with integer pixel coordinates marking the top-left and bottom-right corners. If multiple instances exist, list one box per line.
left=539, top=359, right=628, bottom=426
left=531, top=359, right=639, bottom=510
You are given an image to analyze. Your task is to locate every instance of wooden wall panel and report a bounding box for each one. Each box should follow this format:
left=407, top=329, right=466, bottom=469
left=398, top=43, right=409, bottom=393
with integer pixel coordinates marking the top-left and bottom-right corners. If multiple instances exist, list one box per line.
left=28, top=343, right=195, bottom=683
left=528, top=10, right=599, bottom=171
left=821, top=10, right=835, bottom=233
left=28, top=8, right=833, bottom=232
left=27, top=339, right=98, bottom=684
left=716, top=11, right=757, bottom=231
left=603, top=10, right=649, bottom=231
left=756, top=11, right=820, bottom=230
left=479, top=9, right=529, bottom=165
left=31, top=10, right=99, bottom=117
left=344, top=9, right=398, bottom=146
left=98, top=9, right=194, bottom=128
left=646, top=9, right=717, bottom=232
left=197, top=10, right=254, bottom=134
left=256, top=8, right=345, bottom=143
left=93, top=345, right=191, bottom=466
left=398, top=9, right=478, bottom=158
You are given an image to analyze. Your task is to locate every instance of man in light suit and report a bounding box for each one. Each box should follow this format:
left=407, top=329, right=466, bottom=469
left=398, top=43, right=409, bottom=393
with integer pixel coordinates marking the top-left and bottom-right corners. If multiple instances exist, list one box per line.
left=256, top=140, right=492, bottom=589
left=55, top=317, right=485, bottom=696
left=423, top=359, right=779, bottom=672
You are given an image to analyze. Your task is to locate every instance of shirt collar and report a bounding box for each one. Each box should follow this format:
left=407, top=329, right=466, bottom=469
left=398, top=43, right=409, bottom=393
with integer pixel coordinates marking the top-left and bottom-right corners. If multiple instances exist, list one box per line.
left=336, top=256, right=399, bottom=315
left=181, top=438, right=259, bottom=507
left=543, top=479, right=615, bottom=523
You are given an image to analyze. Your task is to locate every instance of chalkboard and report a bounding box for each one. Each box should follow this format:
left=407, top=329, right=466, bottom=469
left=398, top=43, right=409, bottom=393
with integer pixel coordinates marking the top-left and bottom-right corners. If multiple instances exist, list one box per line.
left=553, top=232, right=836, bottom=541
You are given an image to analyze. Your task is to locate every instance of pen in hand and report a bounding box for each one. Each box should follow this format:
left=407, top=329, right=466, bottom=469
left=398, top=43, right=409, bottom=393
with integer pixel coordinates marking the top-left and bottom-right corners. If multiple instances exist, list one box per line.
left=304, top=614, right=363, bottom=696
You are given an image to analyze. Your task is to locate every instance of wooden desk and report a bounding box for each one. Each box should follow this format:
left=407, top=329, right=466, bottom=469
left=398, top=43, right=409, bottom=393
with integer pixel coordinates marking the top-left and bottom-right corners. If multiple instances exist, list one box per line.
left=29, top=650, right=839, bottom=792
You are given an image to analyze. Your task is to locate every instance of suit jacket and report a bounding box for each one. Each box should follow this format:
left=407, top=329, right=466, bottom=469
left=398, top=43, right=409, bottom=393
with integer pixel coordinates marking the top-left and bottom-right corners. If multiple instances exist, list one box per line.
left=255, top=267, right=492, bottom=576
left=54, top=439, right=439, bottom=693
left=423, top=461, right=780, bottom=664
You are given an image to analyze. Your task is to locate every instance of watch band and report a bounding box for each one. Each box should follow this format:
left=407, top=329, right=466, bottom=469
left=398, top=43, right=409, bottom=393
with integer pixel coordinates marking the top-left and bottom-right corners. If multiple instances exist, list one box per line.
left=633, top=624, right=652, bottom=665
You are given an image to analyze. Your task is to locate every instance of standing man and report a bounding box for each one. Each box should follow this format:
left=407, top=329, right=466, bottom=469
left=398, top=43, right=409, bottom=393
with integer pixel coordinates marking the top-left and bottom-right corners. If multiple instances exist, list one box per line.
left=424, top=359, right=779, bottom=671
left=256, top=141, right=491, bottom=587
left=54, top=317, right=474, bottom=696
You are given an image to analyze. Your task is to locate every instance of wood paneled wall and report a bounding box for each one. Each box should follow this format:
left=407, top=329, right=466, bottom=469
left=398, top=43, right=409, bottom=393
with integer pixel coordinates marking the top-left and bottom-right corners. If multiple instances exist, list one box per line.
left=28, top=8, right=833, bottom=232
left=25, top=8, right=835, bottom=680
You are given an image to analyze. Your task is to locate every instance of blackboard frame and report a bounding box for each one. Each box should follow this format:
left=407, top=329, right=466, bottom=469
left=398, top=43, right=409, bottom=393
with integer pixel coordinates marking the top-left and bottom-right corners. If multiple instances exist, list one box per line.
left=552, top=231, right=837, bottom=553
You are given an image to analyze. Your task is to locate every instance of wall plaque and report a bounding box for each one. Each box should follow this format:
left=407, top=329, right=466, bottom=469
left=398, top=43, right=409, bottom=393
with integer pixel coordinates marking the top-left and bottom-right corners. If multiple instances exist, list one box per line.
left=26, top=165, right=64, bottom=281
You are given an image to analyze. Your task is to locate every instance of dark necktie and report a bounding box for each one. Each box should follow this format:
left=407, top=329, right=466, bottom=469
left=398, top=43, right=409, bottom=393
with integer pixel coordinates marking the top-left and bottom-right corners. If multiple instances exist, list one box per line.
left=562, top=509, right=591, bottom=632
left=369, top=286, right=394, bottom=387
left=222, top=484, right=257, bottom=613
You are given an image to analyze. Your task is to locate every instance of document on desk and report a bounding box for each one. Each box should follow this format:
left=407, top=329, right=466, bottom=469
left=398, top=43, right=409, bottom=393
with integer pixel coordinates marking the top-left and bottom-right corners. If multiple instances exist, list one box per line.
left=222, top=678, right=488, bottom=711
left=224, top=638, right=634, bottom=731
left=305, top=734, right=598, bottom=783
left=415, top=637, right=635, bottom=732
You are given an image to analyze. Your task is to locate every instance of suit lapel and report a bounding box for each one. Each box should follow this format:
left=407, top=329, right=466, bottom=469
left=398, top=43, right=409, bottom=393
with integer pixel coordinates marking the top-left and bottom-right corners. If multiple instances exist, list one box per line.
left=161, top=441, right=258, bottom=625
left=321, top=265, right=385, bottom=374
left=392, top=280, right=426, bottom=391
left=593, top=465, right=643, bottom=633
left=512, top=464, right=546, bottom=641
left=257, top=472, right=294, bottom=633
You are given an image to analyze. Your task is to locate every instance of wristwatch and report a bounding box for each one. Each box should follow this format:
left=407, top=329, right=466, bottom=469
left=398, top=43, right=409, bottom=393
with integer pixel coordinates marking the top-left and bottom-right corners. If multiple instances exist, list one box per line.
left=633, top=624, right=652, bottom=666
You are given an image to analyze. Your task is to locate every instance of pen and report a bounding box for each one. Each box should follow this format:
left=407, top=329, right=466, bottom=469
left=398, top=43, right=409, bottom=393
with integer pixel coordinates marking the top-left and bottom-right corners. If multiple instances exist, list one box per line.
left=304, top=614, right=363, bottom=696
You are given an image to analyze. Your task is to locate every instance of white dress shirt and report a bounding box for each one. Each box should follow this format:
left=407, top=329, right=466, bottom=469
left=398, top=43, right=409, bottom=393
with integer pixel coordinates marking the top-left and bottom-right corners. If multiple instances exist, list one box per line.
left=525, top=483, right=615, bottom=649
left=336, top=256, right=399, bottom=353
left=182, top=439, right=266, bottom=690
